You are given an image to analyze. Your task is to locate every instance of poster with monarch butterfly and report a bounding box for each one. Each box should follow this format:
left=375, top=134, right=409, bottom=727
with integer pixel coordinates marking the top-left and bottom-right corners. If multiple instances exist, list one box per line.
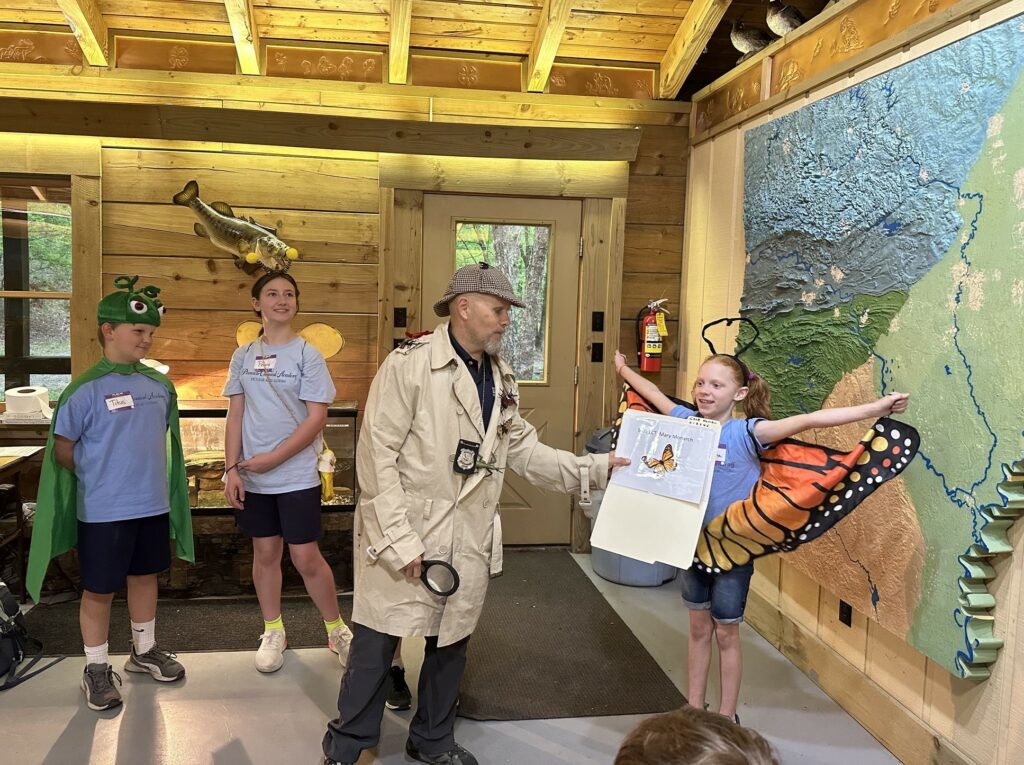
left=611, top=408, right=720, bottom=505
left=610, top=383, right=920, bottom=573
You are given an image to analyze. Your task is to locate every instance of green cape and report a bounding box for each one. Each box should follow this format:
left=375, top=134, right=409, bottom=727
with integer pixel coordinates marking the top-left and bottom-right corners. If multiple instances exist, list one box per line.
left=26, top=358, right=194, bottom=602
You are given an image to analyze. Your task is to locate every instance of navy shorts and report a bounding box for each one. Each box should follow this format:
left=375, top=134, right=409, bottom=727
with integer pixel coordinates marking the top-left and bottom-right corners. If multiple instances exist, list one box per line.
left=77, top=513, right=171, bottom=595
left=680, top=562, right=755, bottom=624
left=235, top=486, right=323, bottom=545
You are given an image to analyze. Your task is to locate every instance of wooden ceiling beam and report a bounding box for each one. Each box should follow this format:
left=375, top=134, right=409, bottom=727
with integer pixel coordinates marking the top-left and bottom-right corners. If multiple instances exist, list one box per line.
left=225, top=0, right=261, bottom=75
left=659, top=0, right=732, bottom=99
left=55, top=0, right=108, bottom=67
left=0, top=97, right=643, bottom=162
left=525, top=0, right=572, bottom=93
left=389, top=0, right=412, bottom=84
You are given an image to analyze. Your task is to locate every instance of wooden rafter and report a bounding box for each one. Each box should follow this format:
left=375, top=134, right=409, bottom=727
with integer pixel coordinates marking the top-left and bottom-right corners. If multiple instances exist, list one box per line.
left=389, top=0, right=412, bottom=84
left=224, top=0, right=260, bottom=75
left=525, top=0, right=572, bottom=93
left=55, top=0, right=108, bottom=67
left=659, top=0, right=732, bottom=99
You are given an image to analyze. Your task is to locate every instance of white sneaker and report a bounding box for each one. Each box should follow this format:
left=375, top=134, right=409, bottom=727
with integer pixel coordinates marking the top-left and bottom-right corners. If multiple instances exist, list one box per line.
left=255, top=629, right=287, bottom=673
left=327, top=623, right=354, bottom=668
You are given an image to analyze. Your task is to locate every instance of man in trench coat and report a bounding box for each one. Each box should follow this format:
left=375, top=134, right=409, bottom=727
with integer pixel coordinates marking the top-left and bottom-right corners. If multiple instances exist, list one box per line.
left=322, top=263, right=628, bottom=765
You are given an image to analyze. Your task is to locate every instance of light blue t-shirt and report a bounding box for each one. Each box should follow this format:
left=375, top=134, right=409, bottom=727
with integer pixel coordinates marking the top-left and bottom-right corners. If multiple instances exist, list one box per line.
left=669, top=405, right=768, bottom=527
left=222, top=337, right=336, bottom=495
left=55, top=373, right=172, bottom=523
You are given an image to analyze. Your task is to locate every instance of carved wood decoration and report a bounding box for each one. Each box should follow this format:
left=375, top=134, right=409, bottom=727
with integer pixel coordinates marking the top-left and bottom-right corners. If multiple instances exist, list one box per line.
left=769, top=0, right=962, bottom=94
left=548, top=64, right=656, bottom=99
left=526, top=0, right=573, bottom=92
left=692, top=62, right=763, bottom=134
left=409, top=54, right=521, bottom=92
left=224, top=0, right=260, bottom=75
left=114, top=36, right=237, bottom=75
left=266, top=45, right=383, bottom=84
left=0, top=30, right=83, bottom=65
left=389, top=0, right=412, bottom=84
left=54, top=0, right=107, bottom=67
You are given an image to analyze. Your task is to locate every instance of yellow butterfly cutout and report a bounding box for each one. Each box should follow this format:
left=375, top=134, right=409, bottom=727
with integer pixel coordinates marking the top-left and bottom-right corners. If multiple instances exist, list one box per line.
left=235, top=321, right=345, bottom=359
left=641, top=443, right=678, bottom=474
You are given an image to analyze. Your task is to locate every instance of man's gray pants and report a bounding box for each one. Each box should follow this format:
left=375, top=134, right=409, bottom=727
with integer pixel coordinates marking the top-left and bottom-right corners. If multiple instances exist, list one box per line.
left=322, top=623, right=470, bottom=763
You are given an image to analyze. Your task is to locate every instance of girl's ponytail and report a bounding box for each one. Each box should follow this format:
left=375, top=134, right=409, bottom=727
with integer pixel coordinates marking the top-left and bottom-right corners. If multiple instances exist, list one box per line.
left=742, top=374, right=772, bottom=420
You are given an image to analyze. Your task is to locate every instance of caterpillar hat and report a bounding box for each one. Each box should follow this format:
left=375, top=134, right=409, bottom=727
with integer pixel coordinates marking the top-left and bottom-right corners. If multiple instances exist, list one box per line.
left=433, top=262, right=525, bottom=317
left=97, top=275, right=165, bottom=327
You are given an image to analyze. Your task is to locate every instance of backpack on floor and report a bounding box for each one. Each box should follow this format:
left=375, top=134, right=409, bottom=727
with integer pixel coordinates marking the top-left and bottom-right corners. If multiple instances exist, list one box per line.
left=0, top=580, right=64, bottom=690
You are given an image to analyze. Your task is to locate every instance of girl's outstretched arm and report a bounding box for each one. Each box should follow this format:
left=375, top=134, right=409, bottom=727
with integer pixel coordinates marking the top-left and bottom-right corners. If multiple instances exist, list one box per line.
left=613, top=351, right=679, bottom=415
left=754, top=392, right=909, bottom=444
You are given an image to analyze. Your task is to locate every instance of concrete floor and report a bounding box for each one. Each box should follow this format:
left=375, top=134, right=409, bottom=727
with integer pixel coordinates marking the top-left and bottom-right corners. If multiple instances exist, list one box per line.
left=2, top=554, right=898, bottom=765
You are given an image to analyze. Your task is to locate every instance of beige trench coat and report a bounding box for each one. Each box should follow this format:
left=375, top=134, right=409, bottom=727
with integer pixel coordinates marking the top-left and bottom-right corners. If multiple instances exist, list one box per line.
left=351, top=323, right=610, bottom=646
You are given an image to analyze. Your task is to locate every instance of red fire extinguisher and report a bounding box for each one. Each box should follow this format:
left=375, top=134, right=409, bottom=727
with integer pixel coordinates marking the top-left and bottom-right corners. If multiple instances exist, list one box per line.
left=636, top=299, right=670, bottom=373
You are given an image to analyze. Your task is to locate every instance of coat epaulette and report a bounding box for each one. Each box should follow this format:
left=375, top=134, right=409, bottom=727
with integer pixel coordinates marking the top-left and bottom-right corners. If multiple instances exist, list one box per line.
left=394, top=331, right=432, bottom=355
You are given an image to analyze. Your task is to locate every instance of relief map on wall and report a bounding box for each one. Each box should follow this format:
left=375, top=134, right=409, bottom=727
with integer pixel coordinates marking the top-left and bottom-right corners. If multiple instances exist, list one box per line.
left=741, top=14, right=1024, bottom=678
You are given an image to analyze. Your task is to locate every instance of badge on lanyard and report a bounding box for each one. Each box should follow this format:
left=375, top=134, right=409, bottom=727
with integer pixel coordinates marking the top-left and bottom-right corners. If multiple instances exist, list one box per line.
left=254, top=354, right=277, bottom=371
left=453, top=439, right=481, bottom=475
left=105, top=392, right=135, bottom=412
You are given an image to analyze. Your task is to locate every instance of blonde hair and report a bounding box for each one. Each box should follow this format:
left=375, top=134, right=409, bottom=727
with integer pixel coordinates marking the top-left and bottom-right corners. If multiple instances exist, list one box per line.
left=615, top=706, right=780, bottom=765
left=697, top=354, right=772, bottom=420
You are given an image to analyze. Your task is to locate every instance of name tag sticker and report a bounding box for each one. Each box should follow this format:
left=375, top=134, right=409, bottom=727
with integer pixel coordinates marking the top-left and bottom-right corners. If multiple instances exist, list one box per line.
left=105, top=392, right=135, bottom=412
left=254, top=355, right=277, bottom=371
left=716, top=446, right=727, bottom=465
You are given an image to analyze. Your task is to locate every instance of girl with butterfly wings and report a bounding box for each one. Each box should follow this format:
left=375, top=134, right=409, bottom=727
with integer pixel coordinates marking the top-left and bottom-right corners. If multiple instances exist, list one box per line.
left=613, top=349, right=908, bottom=725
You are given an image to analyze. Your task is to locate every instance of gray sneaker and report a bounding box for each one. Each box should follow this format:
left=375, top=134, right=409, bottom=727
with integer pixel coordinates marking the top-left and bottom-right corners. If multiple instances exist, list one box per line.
left=81, top=663, right=123, bottom=711
left=124, top=645, right=186, bottom=682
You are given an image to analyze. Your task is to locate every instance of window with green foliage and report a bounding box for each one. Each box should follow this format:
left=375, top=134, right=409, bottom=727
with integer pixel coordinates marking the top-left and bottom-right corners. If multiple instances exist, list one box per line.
left=0, top=178, right=73, bottom=403
left=454, top=221, right=552, bottom=383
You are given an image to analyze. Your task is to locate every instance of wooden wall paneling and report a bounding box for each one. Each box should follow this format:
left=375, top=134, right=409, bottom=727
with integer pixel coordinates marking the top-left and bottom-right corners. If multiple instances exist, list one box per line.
left=817, top=587, right=869, bottom=671
left=70, top=174, right=103, bottom=375
left=621, top=273, right=681, bottom=319
left=678, top=138, right=710, bottom=392
left=864, top=619, right=928, bottom=718
left=101, top=148, right=379, bottom=211
left=622, top=224, right=684, bottom=273
left=102, top=256, right=378, bottom=314
left=379, top=154, right=630, bottom=198
left=225, top=0, right=260, bottom=75
left=625, top=175, right=686, bottom=226
left=750, top=555, right=781, bottom=606
left=103, top=203, right=379, bottom=264
left=778, top=559, right=820, bottom=634
left=632, top=125, right=689, bottom=178
left=390, top=188, right=424, bottom=339
left=427, top=97, right=687, bottom=128
left=377, top=186, right=395, bottom=364
left=149, top=309, right=376, bottom=362
left=0, top=133, right=101, bottom=176
left=55, top=0, right=108, bottom=66
left=743, top=586, right=974, bottom=765
left=388, top=0, right=412, bottom=84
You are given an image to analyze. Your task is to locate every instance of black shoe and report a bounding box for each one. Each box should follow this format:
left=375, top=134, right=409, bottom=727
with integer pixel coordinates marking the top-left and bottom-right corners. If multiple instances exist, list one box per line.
left=323, top=758, right=355, bottom=765
left=405, top=740, right=478, bottom=765
left=386, top=665, right=412, bottom=711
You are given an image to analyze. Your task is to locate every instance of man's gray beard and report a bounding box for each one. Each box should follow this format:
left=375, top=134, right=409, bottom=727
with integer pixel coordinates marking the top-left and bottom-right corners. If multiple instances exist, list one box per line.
left=484, top=336, right=503, bottom=356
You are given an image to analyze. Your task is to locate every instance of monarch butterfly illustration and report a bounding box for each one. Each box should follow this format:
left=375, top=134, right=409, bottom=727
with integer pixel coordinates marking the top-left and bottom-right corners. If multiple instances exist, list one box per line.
left=642, top=443, right=678, bottom=474
left=611, top=383, right=920, bottom=573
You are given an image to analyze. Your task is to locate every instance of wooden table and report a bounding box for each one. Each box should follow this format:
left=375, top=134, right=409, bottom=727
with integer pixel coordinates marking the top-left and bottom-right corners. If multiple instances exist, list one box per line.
left=0, top=446, right=45, bottom=602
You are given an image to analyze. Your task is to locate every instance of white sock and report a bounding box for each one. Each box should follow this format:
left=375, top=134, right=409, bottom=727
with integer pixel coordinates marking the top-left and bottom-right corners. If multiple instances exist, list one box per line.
left=84, top=641, right=109, bottom=667
left=131, top=619, right=156, bottom=655
left=392, top=655, right=405, bottom=669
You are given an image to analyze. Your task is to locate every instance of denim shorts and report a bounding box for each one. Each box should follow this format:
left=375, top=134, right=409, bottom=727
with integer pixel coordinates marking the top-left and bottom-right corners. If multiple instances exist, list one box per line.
left=680, top=562, right=755, bottom=624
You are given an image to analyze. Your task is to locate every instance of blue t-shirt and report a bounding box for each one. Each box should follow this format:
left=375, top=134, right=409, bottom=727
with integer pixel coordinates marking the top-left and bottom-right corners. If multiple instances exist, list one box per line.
left=222, top=337, right=336, bottom=495
left=668, top=405, right=768, bottom=527
left=55, top=373, right=172, bottom=523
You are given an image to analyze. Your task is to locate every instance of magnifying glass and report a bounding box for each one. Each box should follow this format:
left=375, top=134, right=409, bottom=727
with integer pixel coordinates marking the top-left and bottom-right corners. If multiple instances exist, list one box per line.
left=420, top=559, right=460, bottom=597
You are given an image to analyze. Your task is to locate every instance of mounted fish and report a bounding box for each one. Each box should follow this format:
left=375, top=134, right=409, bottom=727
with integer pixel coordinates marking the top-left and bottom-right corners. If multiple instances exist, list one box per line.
left=172, top=180, right=299, bottom=274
